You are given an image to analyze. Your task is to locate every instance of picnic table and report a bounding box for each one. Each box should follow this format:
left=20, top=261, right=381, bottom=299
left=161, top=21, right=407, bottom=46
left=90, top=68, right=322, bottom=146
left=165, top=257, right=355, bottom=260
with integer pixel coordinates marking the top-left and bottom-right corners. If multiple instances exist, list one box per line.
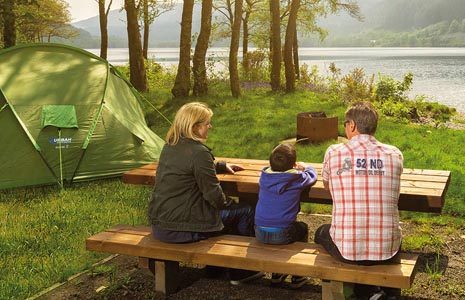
left=87, top=156, right=450, bottom=297
left=122, top=157, right=450, bottom=213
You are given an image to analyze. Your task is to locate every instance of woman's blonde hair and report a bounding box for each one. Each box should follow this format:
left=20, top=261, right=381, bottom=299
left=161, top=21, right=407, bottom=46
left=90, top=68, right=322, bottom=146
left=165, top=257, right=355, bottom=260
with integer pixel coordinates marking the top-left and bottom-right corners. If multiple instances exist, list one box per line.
left=166, top=102, right=213, bottom=145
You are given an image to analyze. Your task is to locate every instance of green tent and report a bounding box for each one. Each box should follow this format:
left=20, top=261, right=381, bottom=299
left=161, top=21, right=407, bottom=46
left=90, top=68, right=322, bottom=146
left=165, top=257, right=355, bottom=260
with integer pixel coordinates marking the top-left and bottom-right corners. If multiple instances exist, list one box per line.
left=0, top=43, right=164, bottom=189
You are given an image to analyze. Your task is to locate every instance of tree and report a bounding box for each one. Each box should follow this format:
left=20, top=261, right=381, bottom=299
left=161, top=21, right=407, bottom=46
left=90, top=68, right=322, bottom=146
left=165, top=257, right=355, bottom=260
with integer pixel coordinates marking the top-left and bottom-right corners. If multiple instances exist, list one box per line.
left=125, top=0, right=147, bottom=92
left=171, top=0, right=194, bottom=98
left=229, top=0, right=243, bottom=98
left=241, top=0, right=259, bottom=76
left=448, top=19, right=461, bottom=34
left=280, top=0, right=361, bottom=92
left=193, top=0, right=212, bottom=96
left=284, top=0, right=299, bottom=92
left=140, top=0, right=175, bottom=59
left=16, top=0, right=76, bottom=43
left=269, top=0, right=281, bottom=91
left=97, top=0, right=113, bottom=59
left=1, top=0, right=40, bottom=47
left=1, top=0, right=16, bottom=48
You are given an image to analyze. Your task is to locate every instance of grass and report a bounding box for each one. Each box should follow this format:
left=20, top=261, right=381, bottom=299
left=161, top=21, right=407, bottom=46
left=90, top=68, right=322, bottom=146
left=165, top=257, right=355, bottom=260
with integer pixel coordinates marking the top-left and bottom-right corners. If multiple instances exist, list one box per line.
left=2, top=82, right=465, bottom=298
left=0, top=180, right=150, bottom=299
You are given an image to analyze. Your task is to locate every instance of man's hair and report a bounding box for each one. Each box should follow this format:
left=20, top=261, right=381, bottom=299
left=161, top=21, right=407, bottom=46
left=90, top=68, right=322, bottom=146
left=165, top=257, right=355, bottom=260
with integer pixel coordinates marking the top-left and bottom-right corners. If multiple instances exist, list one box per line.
left=345, top=101, right=378, bottom=135
left=166, top=102, right=213, bottom=145
left=270, top=143, right=296, bottom=172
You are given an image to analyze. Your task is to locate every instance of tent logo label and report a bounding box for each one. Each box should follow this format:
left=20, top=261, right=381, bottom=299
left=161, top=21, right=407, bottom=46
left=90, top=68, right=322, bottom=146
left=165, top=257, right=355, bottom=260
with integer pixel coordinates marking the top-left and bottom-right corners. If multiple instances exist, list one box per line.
left=49, top=137, right=72, bottom=149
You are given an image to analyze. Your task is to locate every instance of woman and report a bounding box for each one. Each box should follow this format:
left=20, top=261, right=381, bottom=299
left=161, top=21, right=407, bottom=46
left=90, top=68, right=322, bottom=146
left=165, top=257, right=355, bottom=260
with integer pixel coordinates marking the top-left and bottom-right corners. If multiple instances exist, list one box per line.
left=148, top=102, right=262, bottom=284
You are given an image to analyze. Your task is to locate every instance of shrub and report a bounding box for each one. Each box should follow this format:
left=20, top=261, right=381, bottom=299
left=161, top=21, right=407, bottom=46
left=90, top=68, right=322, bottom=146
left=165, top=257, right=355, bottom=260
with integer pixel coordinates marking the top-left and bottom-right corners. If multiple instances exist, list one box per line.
left=375, top=72, right=413, bottom=103
left=241, top=49, right=269, bottom=82
left=340, top=68, right=374, bottom=103
left=298, top=64, right=327, bottom=92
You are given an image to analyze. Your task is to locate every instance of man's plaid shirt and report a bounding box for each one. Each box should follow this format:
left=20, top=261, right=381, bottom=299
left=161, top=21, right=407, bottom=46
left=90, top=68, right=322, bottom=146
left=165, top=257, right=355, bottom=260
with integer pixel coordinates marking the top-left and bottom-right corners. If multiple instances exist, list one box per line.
left=322, top=134, right=403, bottom=261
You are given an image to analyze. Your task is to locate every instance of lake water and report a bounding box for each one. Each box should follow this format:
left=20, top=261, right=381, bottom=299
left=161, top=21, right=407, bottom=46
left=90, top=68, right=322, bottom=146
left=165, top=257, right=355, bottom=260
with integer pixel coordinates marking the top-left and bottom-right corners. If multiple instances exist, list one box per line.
left=87, top=47, right=465, bottom=112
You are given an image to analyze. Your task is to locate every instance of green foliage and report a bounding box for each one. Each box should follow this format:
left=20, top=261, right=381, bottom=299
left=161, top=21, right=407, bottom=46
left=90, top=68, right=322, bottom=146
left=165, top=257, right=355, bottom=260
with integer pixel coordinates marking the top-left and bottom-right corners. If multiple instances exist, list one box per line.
left=298, top=64, right=327, bottom=93
left=340, top=68, right=374, bottom=103
left=375, top=72, right=413, bottom=103
left=241, top=49, right=269, bottom=82
left=297, top=63, right=455, bottom=124
left=322, top=17, right=465, bottom=47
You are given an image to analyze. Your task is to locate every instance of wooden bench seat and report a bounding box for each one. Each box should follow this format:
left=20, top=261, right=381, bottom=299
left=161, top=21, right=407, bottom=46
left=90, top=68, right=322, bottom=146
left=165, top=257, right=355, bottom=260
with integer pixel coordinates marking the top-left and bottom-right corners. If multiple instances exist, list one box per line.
left=122, top=157, right=451, bottom=213
left=86, top=225, right=419, bottom=299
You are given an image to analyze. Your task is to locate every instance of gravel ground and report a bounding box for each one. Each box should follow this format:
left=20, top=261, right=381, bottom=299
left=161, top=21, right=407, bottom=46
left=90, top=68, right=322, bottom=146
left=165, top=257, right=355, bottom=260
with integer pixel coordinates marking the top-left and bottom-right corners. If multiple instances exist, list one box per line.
left=38, top=214, right=465, bottom=300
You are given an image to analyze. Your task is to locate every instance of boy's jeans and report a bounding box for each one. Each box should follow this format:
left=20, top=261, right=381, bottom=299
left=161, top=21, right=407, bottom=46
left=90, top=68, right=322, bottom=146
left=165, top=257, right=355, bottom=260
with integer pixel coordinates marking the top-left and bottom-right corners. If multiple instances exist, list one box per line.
left=255, top=221, right=308, bottom=244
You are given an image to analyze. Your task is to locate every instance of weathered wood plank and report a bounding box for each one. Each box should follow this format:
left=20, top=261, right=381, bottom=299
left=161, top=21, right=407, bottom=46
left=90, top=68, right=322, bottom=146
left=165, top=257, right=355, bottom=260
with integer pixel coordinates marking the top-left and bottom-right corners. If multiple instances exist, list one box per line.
left=103, top=226, right=419, bottom=266
left=122, top=158, right=450, bottom=213
left=86, top=229, right=418, bottom=289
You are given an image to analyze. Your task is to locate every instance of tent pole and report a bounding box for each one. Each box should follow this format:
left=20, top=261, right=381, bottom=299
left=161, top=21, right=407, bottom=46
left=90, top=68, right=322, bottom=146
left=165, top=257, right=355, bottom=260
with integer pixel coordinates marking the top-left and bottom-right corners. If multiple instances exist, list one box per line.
left=70, top=63, right=110, bottom=183
left=58, top=129, right=64, bottom=189
left=0, top=88, right=61, bottom=186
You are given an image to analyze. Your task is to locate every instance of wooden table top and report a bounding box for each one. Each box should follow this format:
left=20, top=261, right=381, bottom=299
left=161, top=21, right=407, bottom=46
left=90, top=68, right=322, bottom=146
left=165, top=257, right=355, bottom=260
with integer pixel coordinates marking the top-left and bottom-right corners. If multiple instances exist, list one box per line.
left=122, top=157, right=451, bottom=213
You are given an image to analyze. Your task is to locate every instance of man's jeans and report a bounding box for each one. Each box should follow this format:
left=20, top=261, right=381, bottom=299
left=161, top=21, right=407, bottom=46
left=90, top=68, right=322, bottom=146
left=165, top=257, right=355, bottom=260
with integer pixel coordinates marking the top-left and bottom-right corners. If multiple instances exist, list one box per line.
left=255, top=221, right=308, bottom=245
left=314, top=224, right=401, bottom=298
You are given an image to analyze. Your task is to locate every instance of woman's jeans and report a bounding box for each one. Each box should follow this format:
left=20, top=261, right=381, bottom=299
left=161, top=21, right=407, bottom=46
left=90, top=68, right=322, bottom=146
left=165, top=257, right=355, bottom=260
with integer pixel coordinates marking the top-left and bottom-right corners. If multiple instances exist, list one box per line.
left=151, top=202, right=255, bottom=243
left=151, top=202, right=256, bottom=281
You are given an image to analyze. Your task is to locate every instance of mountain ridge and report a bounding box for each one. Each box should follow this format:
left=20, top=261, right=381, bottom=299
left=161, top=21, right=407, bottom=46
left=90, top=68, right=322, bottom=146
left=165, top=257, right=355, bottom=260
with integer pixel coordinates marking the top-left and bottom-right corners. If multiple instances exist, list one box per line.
left=62, top=0, right=465, bottom=48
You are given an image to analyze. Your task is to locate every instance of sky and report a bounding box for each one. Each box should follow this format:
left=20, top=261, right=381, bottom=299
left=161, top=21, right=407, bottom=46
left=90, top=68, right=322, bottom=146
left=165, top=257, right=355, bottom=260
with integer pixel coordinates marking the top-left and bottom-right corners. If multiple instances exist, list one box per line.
left=65, top=0, right=125, bottom=22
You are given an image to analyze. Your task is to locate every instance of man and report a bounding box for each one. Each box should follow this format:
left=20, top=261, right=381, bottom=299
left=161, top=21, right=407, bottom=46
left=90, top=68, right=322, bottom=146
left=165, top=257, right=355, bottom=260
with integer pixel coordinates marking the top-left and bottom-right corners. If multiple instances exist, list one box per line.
left=314, top=102, right=403, bottom=300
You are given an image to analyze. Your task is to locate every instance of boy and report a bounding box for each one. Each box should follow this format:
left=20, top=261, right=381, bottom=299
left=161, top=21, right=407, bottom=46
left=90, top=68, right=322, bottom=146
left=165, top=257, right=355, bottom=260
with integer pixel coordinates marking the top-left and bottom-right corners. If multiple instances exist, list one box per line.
left=255, top=143, right=318, bottom=288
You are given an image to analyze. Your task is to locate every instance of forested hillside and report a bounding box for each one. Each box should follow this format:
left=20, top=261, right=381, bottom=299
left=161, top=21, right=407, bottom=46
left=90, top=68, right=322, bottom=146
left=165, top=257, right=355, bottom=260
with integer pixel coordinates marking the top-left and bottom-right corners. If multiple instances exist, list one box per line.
left=375, top=0, right=465, bottom=30
left=66, top=0, right=465, bottom=48
left=306, top=0, right=465, bottom=46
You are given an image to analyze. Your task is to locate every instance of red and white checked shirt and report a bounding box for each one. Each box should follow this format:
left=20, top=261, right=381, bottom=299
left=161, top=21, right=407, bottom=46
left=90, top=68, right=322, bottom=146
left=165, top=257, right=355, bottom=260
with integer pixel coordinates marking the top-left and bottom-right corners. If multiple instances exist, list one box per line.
left=322, top=134, right=403, bottom=261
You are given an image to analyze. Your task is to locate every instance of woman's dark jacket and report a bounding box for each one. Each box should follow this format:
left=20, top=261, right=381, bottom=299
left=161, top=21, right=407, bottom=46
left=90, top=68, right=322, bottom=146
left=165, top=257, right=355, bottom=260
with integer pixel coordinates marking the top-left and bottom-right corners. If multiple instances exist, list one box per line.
left=148, top=138, right=228, bottom=232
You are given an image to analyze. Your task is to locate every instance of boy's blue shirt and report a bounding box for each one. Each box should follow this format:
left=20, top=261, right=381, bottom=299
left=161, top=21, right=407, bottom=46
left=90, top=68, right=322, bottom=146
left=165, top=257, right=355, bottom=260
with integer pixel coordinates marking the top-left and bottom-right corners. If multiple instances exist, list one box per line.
left=255, top=165, right=318, bottom=228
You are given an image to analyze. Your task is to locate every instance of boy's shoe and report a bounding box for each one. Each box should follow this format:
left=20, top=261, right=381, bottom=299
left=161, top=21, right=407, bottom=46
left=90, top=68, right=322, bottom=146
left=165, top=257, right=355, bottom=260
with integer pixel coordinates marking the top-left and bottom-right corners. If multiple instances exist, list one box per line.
left=368, top=290, right=387, bottom=300
left=229, top=270, right=264, bottom=285
left=271, top=273, right=287, bottom=285
left=290, top=276, right=308, bottom=289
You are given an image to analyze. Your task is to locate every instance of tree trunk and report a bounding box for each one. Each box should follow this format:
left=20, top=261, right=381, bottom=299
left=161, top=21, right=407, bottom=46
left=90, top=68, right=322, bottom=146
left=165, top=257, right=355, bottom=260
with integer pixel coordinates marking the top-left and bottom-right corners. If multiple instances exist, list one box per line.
left=293, top=29, right=299, bottom=79
left=172, top=0, right=194, bottom=98
left=229, top=0, right=243, bottom=98
left=98, top=0, right=109, bottom=59
left=143, top=0, right=149, bottom=59
left=2, top=0, right=16, bottom=48
left=125, top=0, right=148, bottom=92
left=268, top=0, right=272, bottom=66
left=284, top=0, right=299, bottom=92
left=242, top=6, right=251, bottom=77
left=270, top=0, right=281, bottom=91
left=192, top=0, right=212, bottom=97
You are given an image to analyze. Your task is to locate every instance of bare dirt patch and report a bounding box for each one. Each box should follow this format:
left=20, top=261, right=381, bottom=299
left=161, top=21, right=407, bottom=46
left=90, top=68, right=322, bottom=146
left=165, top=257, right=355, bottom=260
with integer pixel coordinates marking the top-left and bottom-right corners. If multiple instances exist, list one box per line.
left=37, top=214, right=465, bottom=300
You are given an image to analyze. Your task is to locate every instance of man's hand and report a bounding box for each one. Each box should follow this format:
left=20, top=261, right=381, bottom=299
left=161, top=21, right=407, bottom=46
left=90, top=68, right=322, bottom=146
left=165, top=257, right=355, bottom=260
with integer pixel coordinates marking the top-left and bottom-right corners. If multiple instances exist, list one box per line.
left=226, top=163, right=244, bottom=174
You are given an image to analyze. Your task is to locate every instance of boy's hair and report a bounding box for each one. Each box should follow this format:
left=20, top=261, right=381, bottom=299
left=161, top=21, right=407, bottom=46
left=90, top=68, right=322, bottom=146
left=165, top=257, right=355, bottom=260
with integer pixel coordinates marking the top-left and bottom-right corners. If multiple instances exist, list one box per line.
left=345, top=101, right=378, bottom=135
left=270, top=143, right=296, bottom=172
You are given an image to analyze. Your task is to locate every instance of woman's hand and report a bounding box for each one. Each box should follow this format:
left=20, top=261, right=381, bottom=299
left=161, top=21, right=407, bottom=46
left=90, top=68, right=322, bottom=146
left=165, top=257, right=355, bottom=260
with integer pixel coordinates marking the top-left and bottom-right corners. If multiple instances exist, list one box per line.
left=226, top=163, right=244, bottom=174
